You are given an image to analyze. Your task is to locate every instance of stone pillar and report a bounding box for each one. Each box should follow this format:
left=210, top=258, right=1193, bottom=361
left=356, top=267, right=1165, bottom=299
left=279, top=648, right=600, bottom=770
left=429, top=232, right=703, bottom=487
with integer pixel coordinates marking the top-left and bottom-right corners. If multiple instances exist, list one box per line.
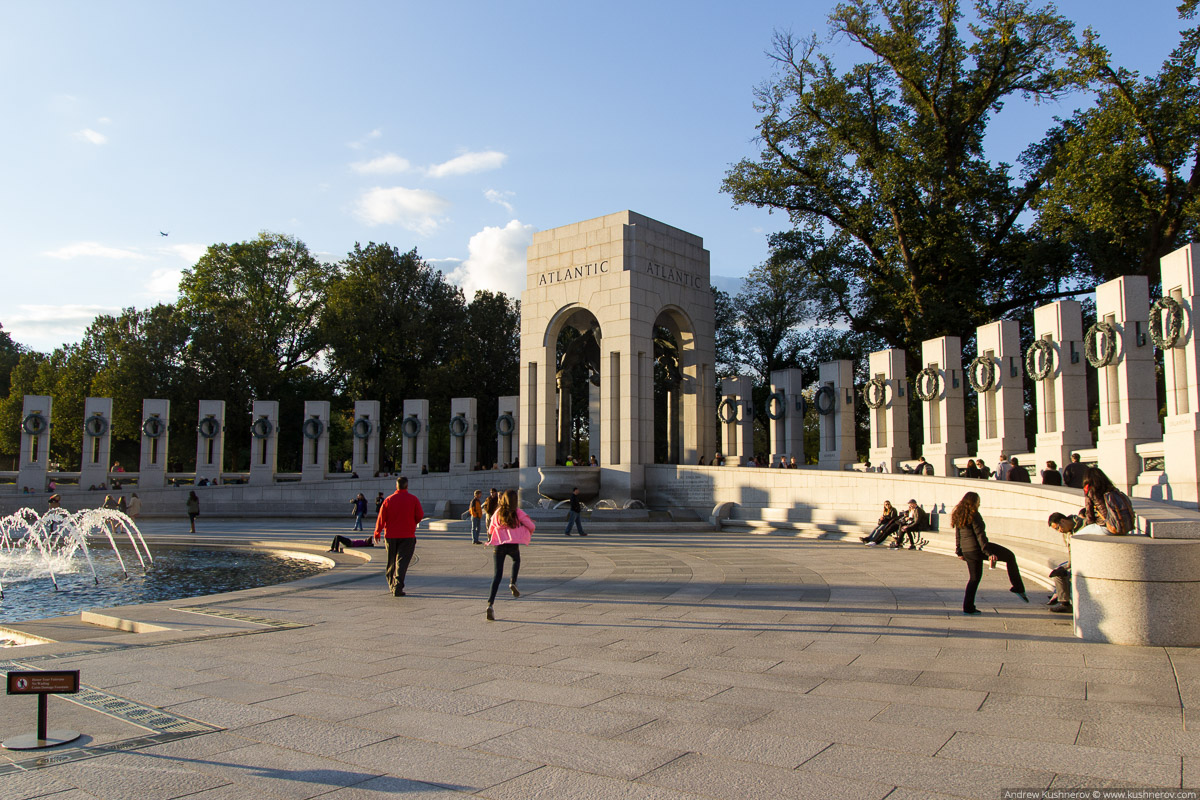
left=1161, top=244, right=1200, bottom=505
left=973, top=321, right=1027, bottom=470
left=588, top=383, right=601, bottom=463
left=400, top=399, right=429, bottom=474
left=817, top=360, right=856, bottom=470
left=194, top=400, right=226, bottom=485
left=1095, top=276, right=1159, bottom=493
left=351, top=400, right=381, bottom=477
left=496, top=395, right=519, bottom=468
left=139, top=399, right=170, bottom=489
left=867, top=349, right=909, bottom=473
left=768, top=369, right=805, bottom=467
left=300, top=400, right=330, bottom=482
left=248, top=400, right=279, bottom=486
left=17, top=395, right=51, bottom=494
left=1033, top=300, right=1091, bottom=474
left=917, top=337, right=967, bottom=476
left=449, top=397, right=477, bottom=473
left=719, top=375, right=754, bottom=465
left=79, top=397, right=113, bottom=491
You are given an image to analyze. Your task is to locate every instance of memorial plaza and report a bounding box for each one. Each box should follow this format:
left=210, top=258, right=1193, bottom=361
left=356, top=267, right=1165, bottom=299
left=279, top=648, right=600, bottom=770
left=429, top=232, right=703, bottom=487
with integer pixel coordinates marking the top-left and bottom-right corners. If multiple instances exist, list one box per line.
left=2, top=516, right=1198, bottom=799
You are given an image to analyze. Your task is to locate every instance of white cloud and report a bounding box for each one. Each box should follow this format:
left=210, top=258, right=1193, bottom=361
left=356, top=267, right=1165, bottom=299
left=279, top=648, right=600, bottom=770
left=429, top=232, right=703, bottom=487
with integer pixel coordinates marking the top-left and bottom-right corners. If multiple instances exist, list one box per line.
left=4, top=304, right=118, bottom=351
left=484, top=189, right=515, bottom=214
left=350, top=153, right=411, bottom=175
left=446, top=219, right=535, bottom=299
left=348, top=128, right=382, bottom=149
left=162, top=243, right=207, bottom=263
left=426, top=150, right=507, bottom=178
left=146, top=268, right=184, bottom=298
left=355, top=186, right=450, bottom=234
left=43, top=241, right=145, bottom=260
left=74, top=128, right=107, bottom=145
left=97, top=117, right=111, bottom=124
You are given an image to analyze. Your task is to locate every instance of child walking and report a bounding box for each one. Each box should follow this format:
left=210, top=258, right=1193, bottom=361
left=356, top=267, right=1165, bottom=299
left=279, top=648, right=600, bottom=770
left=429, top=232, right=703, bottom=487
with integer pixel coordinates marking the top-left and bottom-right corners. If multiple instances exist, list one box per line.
left=486, top=489, right=535, bottom=621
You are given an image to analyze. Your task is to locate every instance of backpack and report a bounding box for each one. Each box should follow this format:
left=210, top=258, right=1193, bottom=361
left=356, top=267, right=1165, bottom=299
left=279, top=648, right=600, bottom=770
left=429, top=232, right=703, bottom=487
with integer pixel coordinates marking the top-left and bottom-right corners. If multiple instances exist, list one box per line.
left=1103, top=490, right=1135, bottom=535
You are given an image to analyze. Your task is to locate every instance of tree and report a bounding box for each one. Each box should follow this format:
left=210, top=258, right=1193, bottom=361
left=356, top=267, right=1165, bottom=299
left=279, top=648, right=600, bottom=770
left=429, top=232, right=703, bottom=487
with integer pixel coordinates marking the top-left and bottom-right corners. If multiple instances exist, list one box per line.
left=0, top=324, right=23, bottom=401
left=321, top=243, right=467, bottom=470
left=722, top=0, right=1082, bottom=356
left=459, top=290, right=520, bottom=466
left=1033, top=1, right=1200, bottom=282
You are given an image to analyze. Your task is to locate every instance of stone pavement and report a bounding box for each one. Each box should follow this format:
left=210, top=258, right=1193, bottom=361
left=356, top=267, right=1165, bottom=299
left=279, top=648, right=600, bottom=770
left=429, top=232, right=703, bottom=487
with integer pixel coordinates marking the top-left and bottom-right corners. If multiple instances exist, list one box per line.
left=1, top=518, right=1197, bottom=799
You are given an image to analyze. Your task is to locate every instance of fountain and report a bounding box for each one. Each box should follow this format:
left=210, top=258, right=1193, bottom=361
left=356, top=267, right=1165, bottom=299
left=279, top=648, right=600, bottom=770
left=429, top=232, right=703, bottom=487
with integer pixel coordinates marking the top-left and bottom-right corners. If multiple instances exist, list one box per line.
left=0, top=508, right=154, bottom=598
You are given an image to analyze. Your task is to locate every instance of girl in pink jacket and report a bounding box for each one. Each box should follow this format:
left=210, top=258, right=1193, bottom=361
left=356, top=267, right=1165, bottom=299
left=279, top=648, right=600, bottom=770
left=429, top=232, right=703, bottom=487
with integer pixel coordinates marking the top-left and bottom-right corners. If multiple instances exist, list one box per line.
left=486, top=489, right=535, bottom=620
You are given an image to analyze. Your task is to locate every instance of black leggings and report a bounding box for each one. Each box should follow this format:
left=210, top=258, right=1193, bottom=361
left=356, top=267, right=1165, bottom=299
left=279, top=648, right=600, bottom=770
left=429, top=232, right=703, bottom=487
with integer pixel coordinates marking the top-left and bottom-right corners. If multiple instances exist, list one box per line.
left=489, top=543, right=521, bottom=604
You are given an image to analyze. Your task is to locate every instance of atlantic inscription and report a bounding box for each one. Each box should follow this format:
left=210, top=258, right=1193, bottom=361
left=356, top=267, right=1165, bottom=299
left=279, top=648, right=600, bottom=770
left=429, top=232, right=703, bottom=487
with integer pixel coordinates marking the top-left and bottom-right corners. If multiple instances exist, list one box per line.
left=536, top=258, right=705, bottom=289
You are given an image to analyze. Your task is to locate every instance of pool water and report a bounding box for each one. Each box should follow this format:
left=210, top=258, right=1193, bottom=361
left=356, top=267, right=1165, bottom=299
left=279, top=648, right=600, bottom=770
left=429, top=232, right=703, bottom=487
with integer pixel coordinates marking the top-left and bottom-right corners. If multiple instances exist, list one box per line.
left=0, top=547, right=329, bottom=625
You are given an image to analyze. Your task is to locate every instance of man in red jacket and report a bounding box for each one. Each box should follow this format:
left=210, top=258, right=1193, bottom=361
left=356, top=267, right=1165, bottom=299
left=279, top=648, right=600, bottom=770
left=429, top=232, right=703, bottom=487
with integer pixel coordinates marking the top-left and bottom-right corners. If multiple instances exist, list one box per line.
left=374, top=476, right=424, bottom=596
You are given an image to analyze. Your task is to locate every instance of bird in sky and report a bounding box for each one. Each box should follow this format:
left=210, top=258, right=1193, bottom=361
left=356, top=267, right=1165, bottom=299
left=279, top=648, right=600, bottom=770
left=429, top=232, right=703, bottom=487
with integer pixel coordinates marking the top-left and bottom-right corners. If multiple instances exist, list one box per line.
left=159, top=231, right=169, bottom=237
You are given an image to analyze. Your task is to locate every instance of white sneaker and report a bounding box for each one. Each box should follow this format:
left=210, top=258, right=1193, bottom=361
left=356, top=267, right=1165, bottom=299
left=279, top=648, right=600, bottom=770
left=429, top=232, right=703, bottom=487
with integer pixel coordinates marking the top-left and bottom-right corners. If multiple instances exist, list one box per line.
left=865, top=542, right=878, bottom=547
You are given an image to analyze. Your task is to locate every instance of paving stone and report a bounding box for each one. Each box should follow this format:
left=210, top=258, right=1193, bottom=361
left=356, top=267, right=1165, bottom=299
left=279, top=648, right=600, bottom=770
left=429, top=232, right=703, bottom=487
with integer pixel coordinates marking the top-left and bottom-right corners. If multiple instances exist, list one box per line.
left=744, top=709, right=954, bottom=757
left=0, top=770, right=90, bottom=800
left=176, top=742, right=383, bottom=799
left=912, top=670, right=1087, bottom=700
left=251, top=690, right=395, bottom=722
left=470, top=698, right=654, bottom=738
left=870, top=702, right=1080, bottom=744
left=237, top=715, right=393, bottom=754
left=316, top=774, right=476, bottom=798
left=338, top=735, right=539, bottom=790
left=33, top=751, right=232, bottom=800
left=1076, top=720, right=1200, bottom=757
left=462, top=678, right=618, bottom=708
left=471, top=725, right=681, bottom=780
left=618, top=717, right=829, bottom=769
left=476, top=764, right=705, bottom=800
left=640, top=751, right=894, bottom=800
left=590, top=693, right=771, bottom=728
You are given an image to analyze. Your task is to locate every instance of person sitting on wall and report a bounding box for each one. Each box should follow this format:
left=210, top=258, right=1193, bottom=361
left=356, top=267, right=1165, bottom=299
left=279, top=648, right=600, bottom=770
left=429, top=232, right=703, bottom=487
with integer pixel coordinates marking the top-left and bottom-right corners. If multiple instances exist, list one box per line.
left=976, top=461, right=992, bottom=479
left=995, top=454, right=1011, bottom=481
left=861, top=501, right=900, bottom=545
left=788, top=456, right=799, bottom=469
left=1041, top=461, right=1063, bottom=485
left=963, top=459, right=980, bottom=478
left=589, top=455, right=598, bottom=466
left=1079, top=467, right=1136, bottom=535
left=1006, top=457, right=1032, bottom=482
left=915, top=456, right=934, bottom=476
left=890, top=499, right=929, bottom=549
left=1061, top=452, right=1086, bottom=489
left=1046, top=511, right=1084, bottom=613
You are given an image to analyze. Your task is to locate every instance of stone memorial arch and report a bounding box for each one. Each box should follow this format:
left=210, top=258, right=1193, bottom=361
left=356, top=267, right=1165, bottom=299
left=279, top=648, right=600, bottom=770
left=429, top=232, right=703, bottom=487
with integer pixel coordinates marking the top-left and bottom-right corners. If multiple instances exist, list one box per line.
left=520, top=211, right=716, bottom=502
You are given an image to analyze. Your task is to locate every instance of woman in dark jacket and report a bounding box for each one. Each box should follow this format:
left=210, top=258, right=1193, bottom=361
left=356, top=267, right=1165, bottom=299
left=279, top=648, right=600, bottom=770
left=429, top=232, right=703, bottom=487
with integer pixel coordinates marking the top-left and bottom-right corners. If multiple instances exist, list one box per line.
left=952, top=491, right=1028, bottom=614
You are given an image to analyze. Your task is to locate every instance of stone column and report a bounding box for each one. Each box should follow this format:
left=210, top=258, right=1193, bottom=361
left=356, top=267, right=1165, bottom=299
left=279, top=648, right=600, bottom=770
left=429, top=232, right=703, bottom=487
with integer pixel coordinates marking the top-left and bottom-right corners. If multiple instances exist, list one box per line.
left=351, top=400, right=381, bottom=477
left=496, top=395, right=519, bottom=468
left=300, top=400, right=330, bottom=482
left=918, top=337, right=967, bottom=476
left=449, top=397, right=477, bottom=473
left=79, top=397, right=113, bottom=491
left=768, top=369, right=805, bottom=467
left=973, top=321, right=1027, bottom=469
left=1095, top=276, right=1159, bottom=493
left=17, top=395, right=51, bottom=494
left=194, top=400, right=226, bottom=485
left=867, top=349, right=909, bottom=473
left=719, top=375, right=754, bottom=465
left=400, top=399, right=429, bottom=475
left=817, top=360, right=856, bottom=470
left=588, top=382, right=601, bottom=463
left=248, top=400, right=279, bottom=486
left=139, top=399, right=170, bottom=489
left=1033, top=300, right=1091, bottom=473
left=1161, top=244, right=1200, bottom=505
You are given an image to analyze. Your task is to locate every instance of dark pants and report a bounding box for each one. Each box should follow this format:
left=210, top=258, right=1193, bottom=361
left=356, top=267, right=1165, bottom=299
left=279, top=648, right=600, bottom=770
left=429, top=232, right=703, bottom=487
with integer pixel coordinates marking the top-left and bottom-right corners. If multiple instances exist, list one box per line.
left=331, top=535, right=353, bottom=551
left=984, top=542, right=1026, bottom=594
left=963, top=557, right=984, bottom=612
left=867, top=518, right=900, bottom=543
left=564, top=509, right=585, bottom=535
left=896, top=522, right=925, bottom=547
left=385, top=537, right=416, bottom=594
left=488, top=543, right=521, bottom=604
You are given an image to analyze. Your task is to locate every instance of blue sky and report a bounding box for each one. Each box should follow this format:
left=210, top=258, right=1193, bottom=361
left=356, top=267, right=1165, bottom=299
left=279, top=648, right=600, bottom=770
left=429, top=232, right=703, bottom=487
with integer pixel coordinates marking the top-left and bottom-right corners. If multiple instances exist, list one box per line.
left=0, top=1, right=1187, bottom=352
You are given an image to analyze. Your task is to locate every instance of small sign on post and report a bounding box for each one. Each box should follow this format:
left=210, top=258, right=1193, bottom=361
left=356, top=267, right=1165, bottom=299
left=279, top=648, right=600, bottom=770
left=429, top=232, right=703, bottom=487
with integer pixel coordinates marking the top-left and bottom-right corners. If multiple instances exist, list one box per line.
left=3, top=670, right=82, bottom=750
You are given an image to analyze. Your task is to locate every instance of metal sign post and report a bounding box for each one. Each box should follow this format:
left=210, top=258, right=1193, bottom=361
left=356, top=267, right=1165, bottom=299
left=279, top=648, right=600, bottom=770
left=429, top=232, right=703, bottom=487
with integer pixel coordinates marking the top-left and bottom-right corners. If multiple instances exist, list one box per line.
left=3, top=670, right=82, bottom=750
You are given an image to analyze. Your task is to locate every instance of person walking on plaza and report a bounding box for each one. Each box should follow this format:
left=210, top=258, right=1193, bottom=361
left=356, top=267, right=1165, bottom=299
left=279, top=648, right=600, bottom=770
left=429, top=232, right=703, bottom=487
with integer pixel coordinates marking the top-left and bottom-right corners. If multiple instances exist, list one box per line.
left=375, top=491, right=385, bottom=514
left=374, top=476, right=424, bottom=597
left=128, top=493, right=141, bottom=519
left=186, top=491, right=200, bottom=533
left=952, top=491, right=1028, bottom=615
left=350, top=492, right=368, bottom=531
left=469, top=489, right=485, bottom=544
left=564, top=487, right=587, bottom=536
left=486, top=489, right=535, bottom=621
left=484, top=487, right=500, bottom=531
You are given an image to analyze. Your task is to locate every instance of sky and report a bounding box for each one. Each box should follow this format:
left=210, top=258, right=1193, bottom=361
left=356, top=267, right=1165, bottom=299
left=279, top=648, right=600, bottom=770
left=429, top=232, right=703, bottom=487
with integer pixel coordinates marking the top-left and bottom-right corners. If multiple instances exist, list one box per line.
left=0, top=0, right=1189, bottom=353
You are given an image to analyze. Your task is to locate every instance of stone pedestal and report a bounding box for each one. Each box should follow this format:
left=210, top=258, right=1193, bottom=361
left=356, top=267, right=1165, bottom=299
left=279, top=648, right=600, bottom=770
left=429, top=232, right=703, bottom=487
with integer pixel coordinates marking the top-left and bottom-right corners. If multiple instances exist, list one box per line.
left=1073, top=534, right=1200, bottom=646
left=1095, top=276, right=1160, bottom=493
left=973, top=321, right=1026, bottom=470
left=139, top=399, right=170, bottom=489
left=300, top=400, right=330, bottom=482
left=919, top=337, right=967, bottom=477
left=449, top=397, right=477, bottom=473
left=496, top=395, right=519, bottom=468
left=768, top=369, right=805, bottom=467
left=400, top=399, right=429, bottom=475
left=867, top=349, right=909, bottom=473
left=1161, top=244, right=1200, bottom=506
left=352, top=400, right=381, bottom=477
left=248, top=400, right=279, bottom=486
left=817, top=360, right=856, bottom=470
left=719, top=375, right=754, bottom=465
left=194, top=400, right=225, bottom=485
left=79, top=397, right=113, bottom=491
left=17, top=395, right=51, bottom=494
left=1033, top=300, right=1092, bottom=474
